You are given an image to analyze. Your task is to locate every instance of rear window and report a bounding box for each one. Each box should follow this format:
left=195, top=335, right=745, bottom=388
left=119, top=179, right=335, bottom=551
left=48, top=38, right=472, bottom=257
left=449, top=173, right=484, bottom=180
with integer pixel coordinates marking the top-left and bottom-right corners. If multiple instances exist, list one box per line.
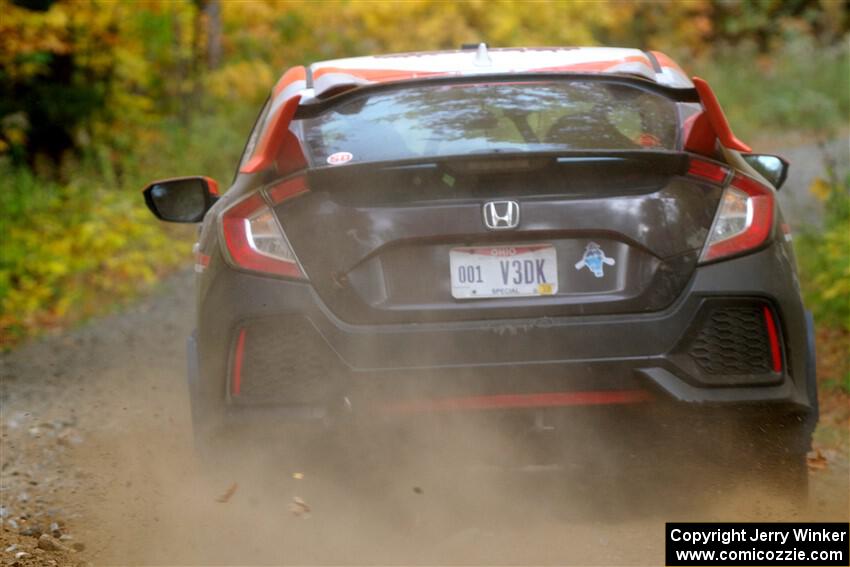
left=300, top=80, right=680, bottom=166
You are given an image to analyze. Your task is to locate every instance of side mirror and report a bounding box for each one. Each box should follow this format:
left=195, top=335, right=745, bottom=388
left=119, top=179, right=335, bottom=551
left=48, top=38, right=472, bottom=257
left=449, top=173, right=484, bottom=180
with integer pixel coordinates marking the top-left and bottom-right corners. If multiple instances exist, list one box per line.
left=741, top=154, right=789, bottom=189
left=142, top=176, right=219, bottom=222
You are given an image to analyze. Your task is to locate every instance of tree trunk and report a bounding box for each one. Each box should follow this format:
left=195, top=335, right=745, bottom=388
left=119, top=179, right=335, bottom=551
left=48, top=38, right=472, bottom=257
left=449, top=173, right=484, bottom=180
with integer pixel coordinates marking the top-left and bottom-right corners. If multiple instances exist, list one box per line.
left=205, top=0, right=222, bottom=70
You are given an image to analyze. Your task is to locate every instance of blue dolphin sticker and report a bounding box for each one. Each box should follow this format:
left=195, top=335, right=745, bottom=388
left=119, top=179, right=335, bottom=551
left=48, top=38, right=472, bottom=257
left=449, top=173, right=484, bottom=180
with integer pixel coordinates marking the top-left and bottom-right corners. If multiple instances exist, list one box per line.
left=575, top=242, right=616, bottom=278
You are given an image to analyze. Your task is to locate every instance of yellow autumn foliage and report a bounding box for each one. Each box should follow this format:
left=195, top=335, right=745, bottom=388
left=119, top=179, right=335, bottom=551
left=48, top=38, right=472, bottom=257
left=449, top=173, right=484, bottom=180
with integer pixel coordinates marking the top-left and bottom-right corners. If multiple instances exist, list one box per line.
left=0, top=0, right=847, bottom=347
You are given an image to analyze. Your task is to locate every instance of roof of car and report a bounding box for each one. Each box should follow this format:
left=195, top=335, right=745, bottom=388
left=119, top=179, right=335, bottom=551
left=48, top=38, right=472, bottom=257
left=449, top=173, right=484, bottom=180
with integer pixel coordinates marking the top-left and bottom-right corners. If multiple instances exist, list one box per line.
left=271, top=46, right=694, bottom=106
left=240, top=46, right=713, bottom=175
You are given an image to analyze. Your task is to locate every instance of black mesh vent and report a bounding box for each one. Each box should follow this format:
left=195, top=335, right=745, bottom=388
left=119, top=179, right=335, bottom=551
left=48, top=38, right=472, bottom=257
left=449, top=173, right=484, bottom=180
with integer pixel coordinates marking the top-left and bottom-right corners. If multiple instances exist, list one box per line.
left=687, top=306, right=772, bottom=375
left=232, top=318, right=339, bottom=405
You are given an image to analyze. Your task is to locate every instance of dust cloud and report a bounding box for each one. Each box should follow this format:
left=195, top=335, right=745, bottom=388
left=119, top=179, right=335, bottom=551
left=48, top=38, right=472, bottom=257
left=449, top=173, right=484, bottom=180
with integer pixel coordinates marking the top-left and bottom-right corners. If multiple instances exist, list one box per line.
left=2, top=271, right=848, bottom=565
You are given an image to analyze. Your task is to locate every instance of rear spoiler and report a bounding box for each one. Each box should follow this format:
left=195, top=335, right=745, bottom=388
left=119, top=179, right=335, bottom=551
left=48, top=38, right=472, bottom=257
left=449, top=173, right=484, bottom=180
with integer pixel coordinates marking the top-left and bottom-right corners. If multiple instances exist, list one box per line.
left=684, top=77, right=751, bottom=155
left=683, top=78, right=773, bottom=185
left=295, top=72, right=702, bottom=114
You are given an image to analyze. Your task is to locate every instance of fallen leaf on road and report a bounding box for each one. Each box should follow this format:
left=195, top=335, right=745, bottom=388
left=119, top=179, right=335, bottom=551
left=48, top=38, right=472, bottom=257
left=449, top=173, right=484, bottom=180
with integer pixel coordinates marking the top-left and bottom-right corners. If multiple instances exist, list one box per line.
left=806, top=449, right=828, bottom=471
left=216, top=482, right=238, bottom=503
left=292, top=472, right=304, bottom=480
left=289, top=496, right=310, bottom=517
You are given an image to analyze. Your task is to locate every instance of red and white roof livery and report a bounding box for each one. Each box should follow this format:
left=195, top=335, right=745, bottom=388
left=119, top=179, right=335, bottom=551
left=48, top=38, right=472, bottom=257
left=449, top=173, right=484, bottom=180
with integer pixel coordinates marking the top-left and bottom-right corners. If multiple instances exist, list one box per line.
left=272, top=46, right=693, bottom=107
left=317, top=47, right=690, bottom=91
left=243, top=46, right=751, bottom=175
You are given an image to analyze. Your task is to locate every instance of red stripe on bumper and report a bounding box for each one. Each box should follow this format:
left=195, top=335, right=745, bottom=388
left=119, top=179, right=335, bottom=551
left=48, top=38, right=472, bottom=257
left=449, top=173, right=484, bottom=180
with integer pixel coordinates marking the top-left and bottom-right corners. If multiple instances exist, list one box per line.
left=762, top=306, right=783, bottom=373
left=231, top=328, right=247, bottom=397
left=379, top=390, right=652, bottom=415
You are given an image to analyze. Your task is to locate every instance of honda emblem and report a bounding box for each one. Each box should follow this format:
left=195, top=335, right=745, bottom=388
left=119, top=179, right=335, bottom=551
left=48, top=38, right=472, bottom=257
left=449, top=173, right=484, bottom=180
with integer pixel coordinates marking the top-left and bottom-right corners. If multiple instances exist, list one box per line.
left=482, top=200, right=520, bottom=230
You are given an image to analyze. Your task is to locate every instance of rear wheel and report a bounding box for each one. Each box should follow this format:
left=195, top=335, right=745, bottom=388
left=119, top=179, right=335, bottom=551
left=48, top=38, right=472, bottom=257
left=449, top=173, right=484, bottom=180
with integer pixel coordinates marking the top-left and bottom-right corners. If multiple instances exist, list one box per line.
left=705, top=418, right=813, bottom=512
left=610, top=411, right=814, bottom=514
left=191, top=415, right=339, bottom=492
left=750, top=420, right=812, bottom=508
left=760, top=452, right=809, bottom=507
left=188, top=385, right=311, bottom=479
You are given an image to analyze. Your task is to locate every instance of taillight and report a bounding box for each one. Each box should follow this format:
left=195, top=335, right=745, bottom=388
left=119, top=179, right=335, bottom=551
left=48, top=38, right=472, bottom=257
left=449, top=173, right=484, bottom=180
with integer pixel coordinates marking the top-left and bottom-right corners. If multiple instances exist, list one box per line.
left=687, top=158, right=730, bottom=185
left=220, top=177, right=308, bottom=279
left=700, top=173, right=775, bottom=263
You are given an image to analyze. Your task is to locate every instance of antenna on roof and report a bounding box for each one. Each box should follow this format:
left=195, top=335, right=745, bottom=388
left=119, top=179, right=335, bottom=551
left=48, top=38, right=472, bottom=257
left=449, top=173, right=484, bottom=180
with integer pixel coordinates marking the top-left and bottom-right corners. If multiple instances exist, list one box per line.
left=472, top=42, right=491, bottom=66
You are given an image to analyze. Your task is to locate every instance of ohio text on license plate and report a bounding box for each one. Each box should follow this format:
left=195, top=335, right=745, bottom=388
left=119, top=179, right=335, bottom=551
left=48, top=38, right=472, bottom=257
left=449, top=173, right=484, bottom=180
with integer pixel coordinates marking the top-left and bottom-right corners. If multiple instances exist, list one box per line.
left=449, top=245, right=558, bottom=299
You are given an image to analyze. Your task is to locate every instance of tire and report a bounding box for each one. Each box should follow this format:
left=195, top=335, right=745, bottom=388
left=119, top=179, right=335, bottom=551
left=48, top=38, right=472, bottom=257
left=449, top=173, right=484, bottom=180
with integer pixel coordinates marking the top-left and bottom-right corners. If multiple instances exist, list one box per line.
left=665, top=415, right=813, bottom=512
left=752, top=420, right=812, bottom=508
left=762, top=452, right=809, bottom=508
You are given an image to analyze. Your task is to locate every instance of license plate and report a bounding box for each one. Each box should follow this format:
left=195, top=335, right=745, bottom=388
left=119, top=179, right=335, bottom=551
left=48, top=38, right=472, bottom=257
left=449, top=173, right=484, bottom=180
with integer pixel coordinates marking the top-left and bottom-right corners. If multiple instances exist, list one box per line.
left=449, top=245, right=558, bottom=299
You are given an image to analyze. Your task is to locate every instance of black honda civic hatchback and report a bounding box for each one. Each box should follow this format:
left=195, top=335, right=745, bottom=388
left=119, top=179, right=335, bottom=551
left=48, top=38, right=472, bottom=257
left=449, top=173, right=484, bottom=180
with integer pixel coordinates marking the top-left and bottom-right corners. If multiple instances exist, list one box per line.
left=143, top=46, right=816, bottom=497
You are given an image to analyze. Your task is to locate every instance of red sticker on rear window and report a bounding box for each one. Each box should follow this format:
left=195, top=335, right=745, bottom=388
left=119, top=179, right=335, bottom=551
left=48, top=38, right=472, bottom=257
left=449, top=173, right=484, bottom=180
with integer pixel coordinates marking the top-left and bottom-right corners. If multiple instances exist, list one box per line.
left=327, top=152, right=353, bottom=165
left=636, top=133, right=662, bottom=147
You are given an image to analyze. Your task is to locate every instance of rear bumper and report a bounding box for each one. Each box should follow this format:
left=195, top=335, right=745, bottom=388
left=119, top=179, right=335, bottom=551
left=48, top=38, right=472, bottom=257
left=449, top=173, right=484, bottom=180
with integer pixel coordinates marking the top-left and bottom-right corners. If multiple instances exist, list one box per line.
left=194, top=243, right=816, bottom=421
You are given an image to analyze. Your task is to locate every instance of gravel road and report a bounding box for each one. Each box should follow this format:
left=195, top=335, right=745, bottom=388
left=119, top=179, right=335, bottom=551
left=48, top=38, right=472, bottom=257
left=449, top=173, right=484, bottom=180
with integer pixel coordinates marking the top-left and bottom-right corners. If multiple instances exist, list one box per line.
left=771, top=136, right=849, bottom=228
left=1, top=139, right=848, bottom=565
left=3, top=273, right=848, bottom=565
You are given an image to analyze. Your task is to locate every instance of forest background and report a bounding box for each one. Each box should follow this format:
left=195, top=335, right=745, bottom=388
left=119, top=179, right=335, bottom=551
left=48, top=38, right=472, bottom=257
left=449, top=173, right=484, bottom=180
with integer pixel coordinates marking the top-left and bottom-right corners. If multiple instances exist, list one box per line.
left=1, top=1, right=847, bottom=404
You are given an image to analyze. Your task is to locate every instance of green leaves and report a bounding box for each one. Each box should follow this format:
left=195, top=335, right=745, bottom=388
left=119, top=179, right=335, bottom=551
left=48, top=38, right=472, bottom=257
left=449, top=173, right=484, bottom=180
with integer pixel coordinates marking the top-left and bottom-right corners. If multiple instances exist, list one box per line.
left=1, top=0, right=847, bottom=348
left=797, top=174, right=850, bottom=334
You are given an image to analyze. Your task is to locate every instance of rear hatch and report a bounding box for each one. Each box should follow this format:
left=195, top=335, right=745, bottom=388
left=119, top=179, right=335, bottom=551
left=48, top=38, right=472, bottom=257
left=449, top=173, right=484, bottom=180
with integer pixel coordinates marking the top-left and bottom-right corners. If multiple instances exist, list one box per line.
left=276, top=78, right=721, bottom=324
left=276, top=152, right=722, bottom=324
